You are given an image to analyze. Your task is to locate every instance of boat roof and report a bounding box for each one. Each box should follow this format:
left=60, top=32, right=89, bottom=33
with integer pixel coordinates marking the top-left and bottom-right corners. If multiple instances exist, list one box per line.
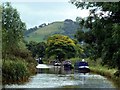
left=75, top=61, right=89, bottom=66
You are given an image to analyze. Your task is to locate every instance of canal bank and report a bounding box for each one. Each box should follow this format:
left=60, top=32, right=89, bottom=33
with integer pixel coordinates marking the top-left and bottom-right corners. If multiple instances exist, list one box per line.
left=90, top=66, right=120, bottom=89
left=86, top=58, right=120, bottom=88
left=87, top=59, right=120, bottom=88
left=4, top=73, right=116, bottom=88
left=3, top=64, right=117, bottom=89
left=70, top=58, right=120, bottom=88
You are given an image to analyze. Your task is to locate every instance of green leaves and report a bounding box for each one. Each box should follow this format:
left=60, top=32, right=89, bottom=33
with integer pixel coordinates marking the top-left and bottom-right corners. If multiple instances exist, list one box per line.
left=26, top=41, right=46, bottom=58
left=2, top=59, right=30, bottom=84
left=2, top=2, right=26, bottom=55
left=71, top=1, right=120, bottom=70
left=46, top=34, right=82, bottom=61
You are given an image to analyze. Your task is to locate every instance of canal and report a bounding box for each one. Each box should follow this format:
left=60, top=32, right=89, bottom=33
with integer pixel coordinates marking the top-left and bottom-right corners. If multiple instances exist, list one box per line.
left=4, top=64, right=117, bottom=89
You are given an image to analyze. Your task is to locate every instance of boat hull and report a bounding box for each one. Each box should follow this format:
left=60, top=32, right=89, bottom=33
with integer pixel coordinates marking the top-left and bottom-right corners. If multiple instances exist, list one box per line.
left=64, top=64, right=73, bottom=70
left=74, top=61, right=90, bottom=73
left=78, top=68, right=90, bottom=73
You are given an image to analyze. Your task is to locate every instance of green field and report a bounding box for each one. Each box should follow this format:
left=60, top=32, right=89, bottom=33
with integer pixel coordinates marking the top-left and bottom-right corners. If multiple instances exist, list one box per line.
left=25, top=22, right=64, bottom=42
left=24, top=20, right=80, bottom=42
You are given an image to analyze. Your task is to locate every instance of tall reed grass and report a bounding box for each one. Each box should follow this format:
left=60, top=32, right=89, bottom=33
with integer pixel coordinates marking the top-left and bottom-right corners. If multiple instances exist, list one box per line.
left=70, top=57, right=120, bottom=87
left=2, top=59, right=30, bottom=84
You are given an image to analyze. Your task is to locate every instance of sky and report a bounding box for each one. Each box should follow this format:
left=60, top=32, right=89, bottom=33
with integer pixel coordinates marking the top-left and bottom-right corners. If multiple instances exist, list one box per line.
left=5, top=1, right=90, bottom=29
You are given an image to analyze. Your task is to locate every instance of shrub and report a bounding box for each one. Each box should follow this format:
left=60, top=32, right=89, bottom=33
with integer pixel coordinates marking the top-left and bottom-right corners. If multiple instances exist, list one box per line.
left=2, top=59, right=30, bottom=84
left=11, top=48, right=31, bottom=59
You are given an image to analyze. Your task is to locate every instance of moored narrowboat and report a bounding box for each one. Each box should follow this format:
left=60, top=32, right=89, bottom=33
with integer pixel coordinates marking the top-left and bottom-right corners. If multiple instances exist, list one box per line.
left=74, top=59, right=90, bottom=73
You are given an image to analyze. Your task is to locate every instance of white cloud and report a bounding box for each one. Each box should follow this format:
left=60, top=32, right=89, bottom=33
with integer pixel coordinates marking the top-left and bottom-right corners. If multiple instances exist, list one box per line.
left=10, top=2, right=89, bottom=29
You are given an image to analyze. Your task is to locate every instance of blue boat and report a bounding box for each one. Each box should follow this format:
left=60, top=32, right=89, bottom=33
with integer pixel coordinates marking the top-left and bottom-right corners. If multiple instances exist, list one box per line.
left=74, top=59, right=90, bottom=73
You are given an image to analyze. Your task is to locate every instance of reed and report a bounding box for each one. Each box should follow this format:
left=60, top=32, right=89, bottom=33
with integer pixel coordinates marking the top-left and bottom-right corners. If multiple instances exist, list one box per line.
left=70, top=57, right=120, bottom=88
left=2, top=59, right=30, bottom=84
left=86, top=58, right=120, bottom=88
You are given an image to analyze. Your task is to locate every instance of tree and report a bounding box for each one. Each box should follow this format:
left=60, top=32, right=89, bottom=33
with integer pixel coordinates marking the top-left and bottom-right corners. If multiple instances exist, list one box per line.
left=2, top=2, right=26, bottom=57
left=36, top=42, right=46, bottom=58
left=26, top=41, right=37, bottom=58
left=71, top=1, right=120, bottom=71
left=46, top=34, right=82, bottom=62
left=26, top=41, right=46, bottom=58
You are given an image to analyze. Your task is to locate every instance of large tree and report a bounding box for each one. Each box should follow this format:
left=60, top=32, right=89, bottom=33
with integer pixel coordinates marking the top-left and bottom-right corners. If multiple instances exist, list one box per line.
left=71, top=1, right=120, bottom=71
left=2, top=2, right=26, bottom=57
left=26, top=41, right=46, bottom=58
left=46, top=34, right=82, bottom=62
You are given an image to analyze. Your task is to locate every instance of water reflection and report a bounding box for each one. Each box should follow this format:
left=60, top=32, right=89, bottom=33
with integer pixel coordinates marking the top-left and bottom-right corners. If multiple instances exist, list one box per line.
left=35, top=65, right=116, bottom=88
left=5, top=65, right=116, bottom=89
left=37, top=65, right=73, bottom=74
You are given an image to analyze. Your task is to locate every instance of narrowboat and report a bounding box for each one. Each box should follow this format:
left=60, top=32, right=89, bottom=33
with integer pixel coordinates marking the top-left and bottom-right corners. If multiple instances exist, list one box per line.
left=74, top=59, right=90, bottom=73
left=63, top=60, right=73, bottom=70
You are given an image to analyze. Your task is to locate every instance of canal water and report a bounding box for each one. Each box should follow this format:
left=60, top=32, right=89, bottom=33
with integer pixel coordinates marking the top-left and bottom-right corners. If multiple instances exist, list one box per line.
left=4, top=65, right=116, bottom=89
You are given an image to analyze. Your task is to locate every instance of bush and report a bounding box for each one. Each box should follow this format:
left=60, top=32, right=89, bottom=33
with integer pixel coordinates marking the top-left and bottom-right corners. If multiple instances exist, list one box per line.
left=2, top=59, right=30, bottom=84
left=11, top=48, right=31, bottom=59
left=69, top=57, right=82, bottom=65
left=5, top=47, right=37, bottom=64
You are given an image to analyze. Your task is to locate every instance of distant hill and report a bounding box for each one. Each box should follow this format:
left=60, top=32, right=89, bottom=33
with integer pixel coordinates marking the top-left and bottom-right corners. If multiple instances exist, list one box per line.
left=24, top=19, right=80, bottom=42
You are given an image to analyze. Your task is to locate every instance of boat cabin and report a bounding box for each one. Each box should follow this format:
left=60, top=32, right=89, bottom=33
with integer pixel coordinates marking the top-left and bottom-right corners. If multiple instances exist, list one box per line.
left=74, top=60, right=90, bottom=73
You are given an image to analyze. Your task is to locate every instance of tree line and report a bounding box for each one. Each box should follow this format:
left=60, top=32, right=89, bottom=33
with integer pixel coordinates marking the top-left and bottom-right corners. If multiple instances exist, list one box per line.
left=71, top=1, right=120, bottom=74
left=26, top=34, right=83, bottom=62
left=2, top=1, right=120, bottom=84
left=2, top=2, right=37, bottom=84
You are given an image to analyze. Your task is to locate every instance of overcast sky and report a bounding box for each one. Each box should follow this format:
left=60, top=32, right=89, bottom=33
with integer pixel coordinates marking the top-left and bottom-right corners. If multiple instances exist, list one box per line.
left=6, top=1, right=90, bottom=29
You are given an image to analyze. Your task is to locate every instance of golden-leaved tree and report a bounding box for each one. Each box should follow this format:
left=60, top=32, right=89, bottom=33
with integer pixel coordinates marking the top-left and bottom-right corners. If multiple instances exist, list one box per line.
left=46, top=34, right=83, bottom=62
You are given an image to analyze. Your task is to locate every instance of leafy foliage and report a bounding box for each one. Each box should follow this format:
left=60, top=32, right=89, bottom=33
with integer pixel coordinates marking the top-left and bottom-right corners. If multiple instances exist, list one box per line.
left=2, top=2, right=26, bottom=56
left=2, top=59, right=30, bottom=84
left=26, top=41, right=46, bottom=58
left=2, top=3, right=36, bottom=84
left=46, top=34, right=83, bottom=62
left=71, top=1, right=120, bottom=70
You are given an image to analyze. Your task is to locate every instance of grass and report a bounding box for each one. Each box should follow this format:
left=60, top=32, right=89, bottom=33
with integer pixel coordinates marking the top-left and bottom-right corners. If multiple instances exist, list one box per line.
left=69, top=57, right=82, bottom=65
left=86, top=58, right=120, bottom=88
left=69, top=57, right=120, bottom=88
left=85, top=58, right=117, bottom=77
left=2, top=41, right=37, bottom=85
left=89, top=65, right=120, bottom=88
left=25, top=33, right=45, bottom=42
left=36, top=22, right=64, bottom=35
left=2, top=56, right=37, bottom=85
left=25, top=22, right=64, bottom=42
left=2, top=59, right=30, bottom=84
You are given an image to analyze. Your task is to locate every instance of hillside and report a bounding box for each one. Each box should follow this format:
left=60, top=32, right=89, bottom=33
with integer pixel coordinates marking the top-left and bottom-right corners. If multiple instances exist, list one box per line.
left=24, top=19, right=80, bottom=42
